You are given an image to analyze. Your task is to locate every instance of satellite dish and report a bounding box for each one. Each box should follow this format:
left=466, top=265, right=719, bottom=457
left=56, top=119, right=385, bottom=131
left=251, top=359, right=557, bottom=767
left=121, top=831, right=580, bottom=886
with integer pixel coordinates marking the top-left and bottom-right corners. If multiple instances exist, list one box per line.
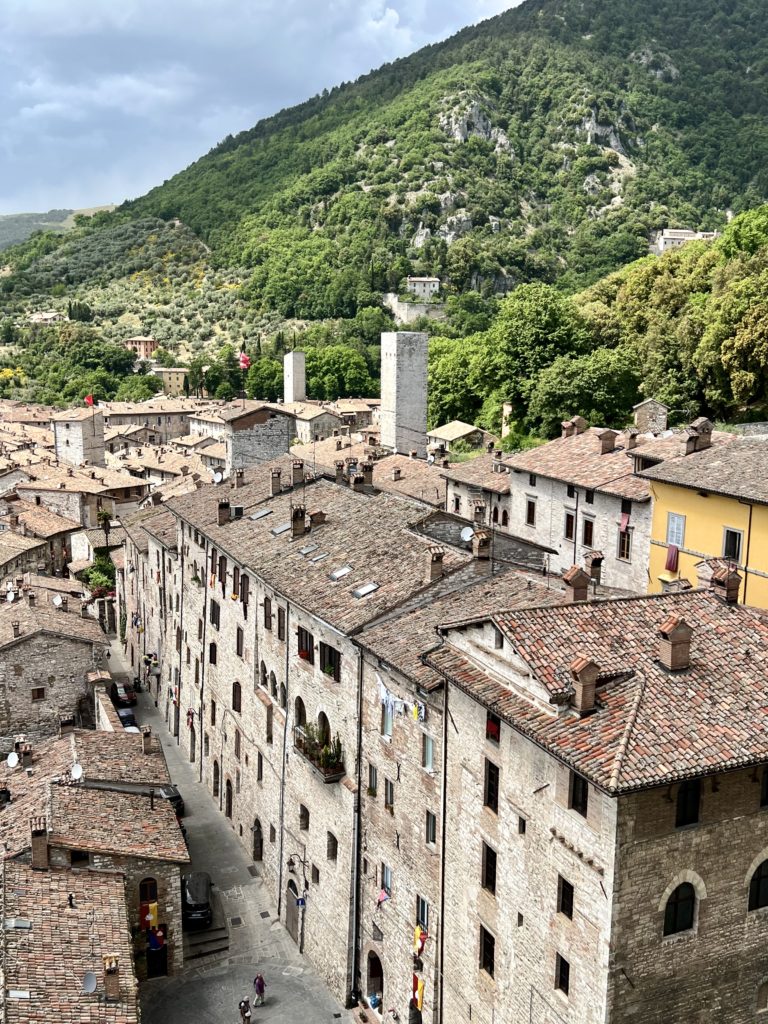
left=82, top=972, right=98, bottom=995
left=460, top=526, right=475, bottom=543
left=52, top=595, right=63, bottom=608
left=71, top=763, right=83, bottom=781
left=6, top=752, right=18, bottom=769
left=426, top=454, right=435, bottom=465
left=5, top=591, right=14, bottom=603
left=213, top=471, right=223, bottom=485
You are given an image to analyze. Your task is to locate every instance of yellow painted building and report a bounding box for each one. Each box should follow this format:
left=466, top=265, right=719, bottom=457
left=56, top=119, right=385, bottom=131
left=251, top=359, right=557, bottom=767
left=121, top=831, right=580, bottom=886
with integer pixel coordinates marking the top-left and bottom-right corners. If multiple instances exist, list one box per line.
left=642, top=436, right=768, bottom=609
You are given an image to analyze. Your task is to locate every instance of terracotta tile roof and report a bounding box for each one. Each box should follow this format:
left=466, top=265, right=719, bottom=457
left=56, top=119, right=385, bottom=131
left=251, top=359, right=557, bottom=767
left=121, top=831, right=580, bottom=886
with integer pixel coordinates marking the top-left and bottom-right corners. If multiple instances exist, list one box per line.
left=640, top=435, right=768, bottom=503
left=121, top=506, right=171, bottom=553
left=0, top=531, right=48, bottom=565
left=0, top=737, right=74, bottom=858
left=103, top=399, right=214, bottom=415
left=190, top=400, right=294, bottom=425
left=49, top=784, right=189, bottom=863
left=51, top=408, right=102, bottom=422
left=168, top=432, right=216, bottom=450
left=290, top=437, right=378, bottom=472
left=84, top=527, right=127, bottom=550
left=0, top=501, right=79, bottom=539
left=282, top=401, right=342, bottom=422
left=72, top=730, right=170, bottom=787
left=109, top=445, right=207, bottom=479
left=2, top=860, right=139, bottom=1024
left=23, top=573, right=86, bottom=596
left=441, top=452, right=511, bottom=494
left=139, top=509, right=178, bottom=549
left=373, top=454, right=452, bottom=507
left=16, top=463, right=147, bottom=496
left=170, top=475, right=471, bottom=634
left=507, top=429, right=651, bottom=500
left=427, top=420, right=488, bottom=442
left=0, top=598, right=107, bottom=650
left=427, top=590, right=768, bottom=792
left=631, top=428, right=734, bottom=465
left=360, top=566, right=564, bottom=691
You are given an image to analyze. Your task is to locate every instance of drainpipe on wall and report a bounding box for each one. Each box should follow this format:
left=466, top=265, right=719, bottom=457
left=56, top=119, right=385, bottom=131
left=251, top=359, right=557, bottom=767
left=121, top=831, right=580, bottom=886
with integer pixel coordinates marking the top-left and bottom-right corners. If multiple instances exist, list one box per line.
left=198, top=535, right=208, bottom=784
left=437, top=673, right=451, bottom=1024
left=348, top=647, right=364, bottom=1008
left=277, top=600, right=291, bottom=920
left=739, top=499, right=754, bottom=605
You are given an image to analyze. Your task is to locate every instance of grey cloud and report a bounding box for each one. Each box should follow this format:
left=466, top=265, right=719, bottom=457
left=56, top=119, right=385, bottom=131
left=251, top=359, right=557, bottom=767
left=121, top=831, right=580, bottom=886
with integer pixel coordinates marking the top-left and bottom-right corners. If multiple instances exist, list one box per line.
left=0, top=0, right=518, bottom=213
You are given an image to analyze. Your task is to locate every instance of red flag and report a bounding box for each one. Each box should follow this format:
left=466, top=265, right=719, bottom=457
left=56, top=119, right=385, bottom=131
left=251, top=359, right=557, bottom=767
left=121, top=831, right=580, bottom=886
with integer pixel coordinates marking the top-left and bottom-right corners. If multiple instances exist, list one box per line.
left=239, top=353, right=251, bottom=371
left=84, top=394, right=94, bottom=406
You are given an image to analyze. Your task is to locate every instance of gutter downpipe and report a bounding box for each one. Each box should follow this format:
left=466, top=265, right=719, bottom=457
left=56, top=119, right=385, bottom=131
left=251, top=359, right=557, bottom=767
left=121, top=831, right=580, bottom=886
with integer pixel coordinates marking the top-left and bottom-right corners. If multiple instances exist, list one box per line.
left=349, top=646, right=364, bottom=1008
left=438, top=668, right=450, bottom=1024
left=739, top=499, right=754, bottom=605
left=277, top=599, right=291, bottom=919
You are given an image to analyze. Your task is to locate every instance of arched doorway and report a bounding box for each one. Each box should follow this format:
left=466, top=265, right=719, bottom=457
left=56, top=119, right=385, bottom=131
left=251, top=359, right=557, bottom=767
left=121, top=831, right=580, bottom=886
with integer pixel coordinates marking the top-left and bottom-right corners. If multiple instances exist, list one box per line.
left=252, top=818, right=263, bottom=861
left=295, top=695, right=307, bottom=728
left=317, top=711, right=331, bottom=747
left=367, top=951, right=384, bottom=1009
left=189, top=726, right=196, bottom=763
left=225, top=779, right=233, bottom=818
left=286, top=879, right=300, bottom=943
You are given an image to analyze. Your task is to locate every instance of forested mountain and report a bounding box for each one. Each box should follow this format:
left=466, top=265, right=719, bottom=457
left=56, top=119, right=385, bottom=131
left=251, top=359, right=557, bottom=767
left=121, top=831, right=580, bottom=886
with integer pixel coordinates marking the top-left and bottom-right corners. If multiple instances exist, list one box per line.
left=0, top=0, right=767, bottom=423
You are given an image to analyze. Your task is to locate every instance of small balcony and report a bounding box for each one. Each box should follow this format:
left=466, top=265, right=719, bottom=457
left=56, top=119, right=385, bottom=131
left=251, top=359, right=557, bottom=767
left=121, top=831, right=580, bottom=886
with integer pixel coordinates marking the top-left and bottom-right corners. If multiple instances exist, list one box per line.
left=293, top=725, right=345, bottom=784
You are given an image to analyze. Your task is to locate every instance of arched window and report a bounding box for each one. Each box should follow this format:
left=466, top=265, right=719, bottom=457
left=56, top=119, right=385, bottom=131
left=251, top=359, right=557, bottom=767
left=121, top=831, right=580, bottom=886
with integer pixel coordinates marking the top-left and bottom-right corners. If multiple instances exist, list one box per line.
left=295, top=696, right=307, bottom=728
left=492, top=507, right=499, bottom=525
left=327, top=831, right=338, bottom=861
left=270, top=671, right=277, bottom=698
left=260, top=661, right=267, bottom=689
left=757, top=980, right=768, bottom=1012
left=139, top=877, right=158, bottom=903
left=318, top=711, right=331, bottom=747
left=663, top=882, right=696, bottom=935
left=299, top=804, right=310, bottom=830
left=213, top=760, right=220, bottom=798
left=279, top=683, right=286, bottom=709
left=501, top=509, right=509, bottom=527
left=749, top=861, right=768, bottom=911
left=209, top=642, right=217, bottom=666
left=232, top=681, right=242, bottom=713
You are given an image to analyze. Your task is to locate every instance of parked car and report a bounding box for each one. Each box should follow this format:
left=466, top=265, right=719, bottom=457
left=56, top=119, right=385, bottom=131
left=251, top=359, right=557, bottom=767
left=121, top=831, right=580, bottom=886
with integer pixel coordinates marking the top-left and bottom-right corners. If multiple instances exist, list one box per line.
left=109, top=681, right=136, bottom=708
left=158, top=784, right=185, bottom=817
left=116, top=708, right=137, bottom=729
left=182, top=871, right=213, bottom=930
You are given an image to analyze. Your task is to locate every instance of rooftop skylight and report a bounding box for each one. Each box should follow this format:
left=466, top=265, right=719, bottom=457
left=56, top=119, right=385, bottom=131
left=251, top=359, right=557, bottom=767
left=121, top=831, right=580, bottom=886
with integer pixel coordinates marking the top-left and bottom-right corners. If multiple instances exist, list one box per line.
left=250, top=508, right=273, bottom=521
left=352, top=581, right=379, bottom=599
left=329, top=565, right=352, bottom=581
left=270, top=522, right=291, bottom=536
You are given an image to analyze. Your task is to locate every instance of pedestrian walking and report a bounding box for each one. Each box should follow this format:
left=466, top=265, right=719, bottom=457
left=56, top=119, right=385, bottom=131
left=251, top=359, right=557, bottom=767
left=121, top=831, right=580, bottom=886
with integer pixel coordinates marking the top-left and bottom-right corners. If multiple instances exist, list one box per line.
left=253, top=973, right=266, bottom=1005
left=238, top=997, right=252, bottom=1021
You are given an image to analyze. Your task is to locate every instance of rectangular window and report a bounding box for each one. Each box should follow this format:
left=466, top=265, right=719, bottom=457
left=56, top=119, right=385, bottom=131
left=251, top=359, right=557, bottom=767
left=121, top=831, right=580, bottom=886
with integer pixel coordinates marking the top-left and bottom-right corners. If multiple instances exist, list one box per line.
left=422, top=734, right=434, bottom=771
left=311, top=864, right=320, bottom=885
left=723, top=528, right=743, bottom=562
left=319, top=642, right=341, bottom=682
left=676, top=778, right=701, bottom=828
left=236, top=626, right=244, bottom=658
left=270, top=824, right=276, bottom=843
left=481, top=842, right=497, bottom=896
left=264, top=596, right=272, bottom=630
left=484, top=759, right=499, bottom=814
left=621, top=498, right=632, bottom=516
left=234, top=730, right=241, bottom=760
left=368, top=763, right=378, bottom=796
left=479, top=926, right=495, bottom=978
left=666, top=512, right=686, bottom=548
left=210, top=700, right=216, bottom=726
left=381, top=701, right=393, bottom=739
left=557, top=876, right=574, bottom=919
left=569, top=771, right=588, bottom=817
left=582, top=518, right=594, bottom=547
left=327, top=832, right=338, bottom=861
left=453, top=496, right=461, bottom=513
left=209, top=600, right=220, bottom=630
left=585, top=490, right=594, bottom=505
left=525, top=499, right=536, bottom=527
left=416, top=895, right=429, bottom=930
left=257, top=752, right=263, bottom=782
left=31, top=687, right=45, bottom=702
left=277, top=607, right=286, bottom=641
left=485, top=712, right=501, bottom=744
left=564, top=512, right=575, bottom=541
left=384, top=778, right=395, bottom=811
left=567, top=484, right=576, bottom=499
left=297, top=627, right=315, bottom=664
left=381, top=862, right=392, bottom=896
left=240, top=573, right=250, bottom=619
left=555, top=954, right=570, bottom=995
left=518, top=816, right=527, bottom=835
left=426, top=810, right=437, bottom=846
left=618, top=528, right=632, bottom=562
left=762, top=767, right=768, bottom=808
left=218, top=555, right=227, bottom=596
left=529, top=473, right=537, bottom=487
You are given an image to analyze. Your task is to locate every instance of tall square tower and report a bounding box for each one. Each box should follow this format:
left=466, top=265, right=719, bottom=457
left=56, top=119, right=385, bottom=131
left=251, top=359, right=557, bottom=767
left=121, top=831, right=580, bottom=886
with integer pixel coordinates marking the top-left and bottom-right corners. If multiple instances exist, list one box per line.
left=52, top=408, right=105, bottom=467
left=380, top=331, right=428, bottom=456
left=284, top=351, right=307, bottom=404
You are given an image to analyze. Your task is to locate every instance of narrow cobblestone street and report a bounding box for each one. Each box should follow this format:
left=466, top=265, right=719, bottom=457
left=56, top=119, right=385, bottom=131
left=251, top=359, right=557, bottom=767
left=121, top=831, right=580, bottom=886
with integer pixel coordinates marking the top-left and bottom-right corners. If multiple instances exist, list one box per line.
left=111, top=650, right=351, bottom=1024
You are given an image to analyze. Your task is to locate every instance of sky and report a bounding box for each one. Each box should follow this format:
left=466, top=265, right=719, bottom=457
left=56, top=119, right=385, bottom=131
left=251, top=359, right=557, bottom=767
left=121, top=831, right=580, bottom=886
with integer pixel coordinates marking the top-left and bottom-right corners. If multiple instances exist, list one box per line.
left=0, top=0, right=517, bottom=215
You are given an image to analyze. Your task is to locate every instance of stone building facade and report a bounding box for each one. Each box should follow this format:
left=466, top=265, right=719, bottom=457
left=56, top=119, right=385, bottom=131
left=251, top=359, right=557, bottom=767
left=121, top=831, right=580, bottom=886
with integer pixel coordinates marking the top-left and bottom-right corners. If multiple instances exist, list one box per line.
left=381, top=332, right=428, bottom=457
left=52, top=408, right=106, bottom=467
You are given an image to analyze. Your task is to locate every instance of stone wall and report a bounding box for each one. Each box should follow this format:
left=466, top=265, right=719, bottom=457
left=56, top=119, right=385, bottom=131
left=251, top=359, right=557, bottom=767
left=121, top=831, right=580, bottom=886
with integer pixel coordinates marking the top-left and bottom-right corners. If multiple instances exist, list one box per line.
left=227, top=415, right=294, bottom=472
left=381, top=332, right=428, bottom=458
left=383, top=294, right=447, bottom=325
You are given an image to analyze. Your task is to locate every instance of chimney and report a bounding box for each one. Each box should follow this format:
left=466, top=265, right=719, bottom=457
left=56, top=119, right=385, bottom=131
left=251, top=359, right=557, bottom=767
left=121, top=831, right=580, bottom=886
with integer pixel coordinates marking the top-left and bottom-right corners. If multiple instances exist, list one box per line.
left=472, top=529, right=491, bottom=560
left=409, top=450, right=417, bottom=460
left=336, top=439, right=343, bottom=451
left=711, top=566, right=741, bottom=604
left=690, top=417, right=713, bottom=452
left=80, top=604, right=88, bottom=618
left=562, top=566, right=591, bottom=603
left=351, top=474, right=365, bottom=492
left=67, top=468, right=73, bottom=477
left=392, top=467, right=402, bottom=482
left=334, top=461, right=345, bottom=486
left=361, top=462, right=373, bottom=486
left=9, top=513, right=18, bottom=530
left=270, top=469, right=282, bottom=497
left=30, top=816, right=48, bottom=870
left=103, top=955, right=120, bottom=1002
left=473, top=501, right=485, bottom=524
left=596, top=429, right=617, bottom=455
left=493, top=449, right=502, bottom=461
left=429, top=546, right=445, bottom=582
left=561, top=416, right=588, bottom=438
left=59, top=715, right=75, bottom=736
left=27, top=591, right=35, bottom=607
left=441, top=458, right=450, bottom=469
left=333, top=429, right=339, bottom=437
left=570, top=656, right=599, bottom=715
left=658, top=614, right=693, bottom=671
left=217, top=500, right=230, bottom=526
left=624, top=428, right=639, bottom=451
left=60, top=596, right=68, bottom=612
left=292, top=460, right=305, bottom=487
left=20, top=743, right=32, bottom=768
left=11, top=621, right=20, bottom=638
left=234, top=469, right=245, bottom=489
left=584, top=551, right=603, bottom=585
left=0, top=788, right=10, bottom=806
left=486, top=441, right=494, bottom=453
left=291, top=506, right=306, bottom=538
left=141, top=725, right=152, bottom=754
left=309, top=509, right=326, bottom=528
